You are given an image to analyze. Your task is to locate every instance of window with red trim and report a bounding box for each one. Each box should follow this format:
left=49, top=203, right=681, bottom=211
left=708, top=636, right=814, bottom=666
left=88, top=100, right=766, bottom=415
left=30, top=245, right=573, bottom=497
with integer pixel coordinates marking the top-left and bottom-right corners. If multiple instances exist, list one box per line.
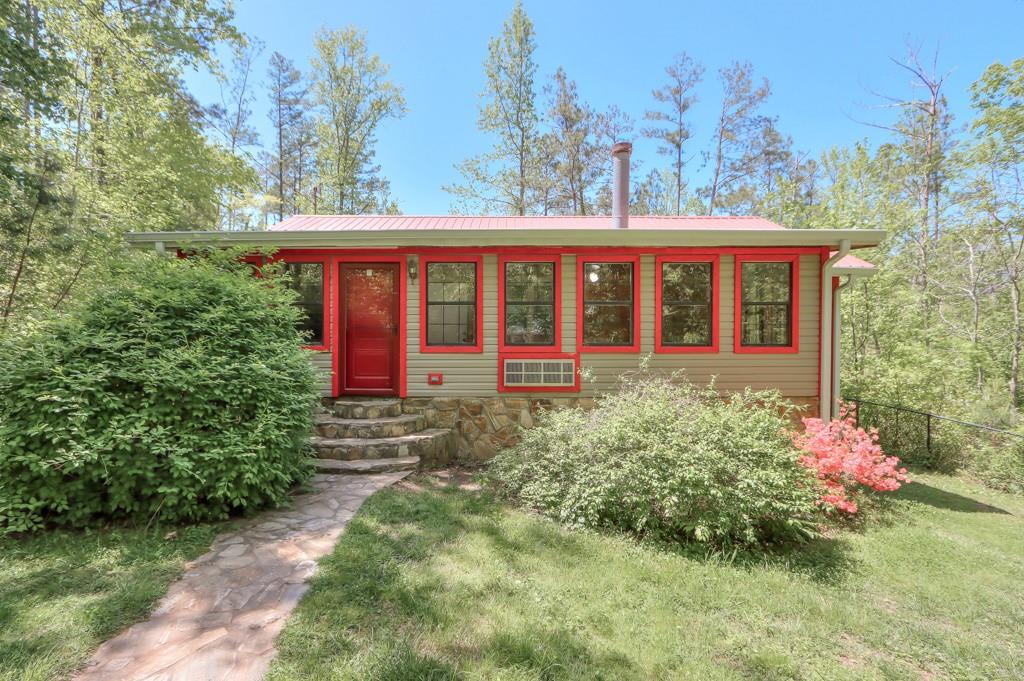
left=498, top=255, right=561, bottom=352
left=419, top=255, right=483, bottom=353
left=577, top=256, right=640, bottom=352
left=655, top=256, right=719, bottom=353
left=283, top=261, right=327, bottom=348
left=734, top=254, right=800, bottom=354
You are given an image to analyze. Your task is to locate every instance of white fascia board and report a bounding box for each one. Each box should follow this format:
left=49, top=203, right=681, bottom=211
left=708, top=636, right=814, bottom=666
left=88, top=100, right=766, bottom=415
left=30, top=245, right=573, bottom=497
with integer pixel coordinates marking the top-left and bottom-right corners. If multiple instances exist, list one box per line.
left=125, top=228, right=886, bottom=250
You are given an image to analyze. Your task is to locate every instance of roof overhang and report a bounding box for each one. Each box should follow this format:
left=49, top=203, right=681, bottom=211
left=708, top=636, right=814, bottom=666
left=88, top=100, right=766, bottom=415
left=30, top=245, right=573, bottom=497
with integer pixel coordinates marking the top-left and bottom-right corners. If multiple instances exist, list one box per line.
left=125, top=228, right=886, bottom=251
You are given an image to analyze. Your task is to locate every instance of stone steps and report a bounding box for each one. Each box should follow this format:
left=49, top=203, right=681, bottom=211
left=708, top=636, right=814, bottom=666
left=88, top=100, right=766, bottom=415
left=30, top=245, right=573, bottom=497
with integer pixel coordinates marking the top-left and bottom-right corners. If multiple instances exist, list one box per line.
left=314, top=456, right=420, bottom=475
left=311, top=428, right=454, bottom=462
left=314, top=413, right=425, bottom=439
left=313, top=398, right=454, bottom=474
left=330, top=399, right=403, bottom=419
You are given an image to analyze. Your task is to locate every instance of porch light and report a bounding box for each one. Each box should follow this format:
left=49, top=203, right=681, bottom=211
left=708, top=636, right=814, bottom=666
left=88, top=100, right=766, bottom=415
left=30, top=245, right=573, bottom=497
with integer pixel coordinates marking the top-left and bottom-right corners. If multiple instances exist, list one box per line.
left=407, top=255, right=418, bottom=282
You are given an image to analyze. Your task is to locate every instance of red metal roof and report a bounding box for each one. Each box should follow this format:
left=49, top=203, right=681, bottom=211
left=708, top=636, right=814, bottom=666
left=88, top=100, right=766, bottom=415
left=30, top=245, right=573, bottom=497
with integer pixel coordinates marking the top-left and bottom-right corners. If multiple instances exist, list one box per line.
left=268, top=214, right=787, bottom=232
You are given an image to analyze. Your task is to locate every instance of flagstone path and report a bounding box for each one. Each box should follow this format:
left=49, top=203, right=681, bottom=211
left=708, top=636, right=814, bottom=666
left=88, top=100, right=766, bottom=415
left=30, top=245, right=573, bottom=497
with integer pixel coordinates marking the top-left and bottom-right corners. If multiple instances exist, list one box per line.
left=73, top=471, right=410, bottom=681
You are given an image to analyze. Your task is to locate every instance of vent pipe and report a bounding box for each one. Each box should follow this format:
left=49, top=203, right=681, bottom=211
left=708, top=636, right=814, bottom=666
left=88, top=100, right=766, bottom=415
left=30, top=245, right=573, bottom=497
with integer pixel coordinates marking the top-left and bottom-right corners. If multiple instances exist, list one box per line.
left=611, top=141, right=632, bottom=228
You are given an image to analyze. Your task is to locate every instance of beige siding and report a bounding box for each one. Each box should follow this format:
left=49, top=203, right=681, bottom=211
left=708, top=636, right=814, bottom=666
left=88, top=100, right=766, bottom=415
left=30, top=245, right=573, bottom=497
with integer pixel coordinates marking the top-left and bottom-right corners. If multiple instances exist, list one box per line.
left=407, top=255, right=500, bottom=396
left=311, top=351, right=333, bottom=395
left=577, top=254, right=819, bottom=397
left=325, top=251, right=820, bottom=400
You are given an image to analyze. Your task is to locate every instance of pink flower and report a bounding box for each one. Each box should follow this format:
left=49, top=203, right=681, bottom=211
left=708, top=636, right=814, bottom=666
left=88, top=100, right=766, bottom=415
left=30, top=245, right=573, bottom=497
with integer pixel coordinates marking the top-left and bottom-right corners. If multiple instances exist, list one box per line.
left=792, top=403, right=909, bottom=515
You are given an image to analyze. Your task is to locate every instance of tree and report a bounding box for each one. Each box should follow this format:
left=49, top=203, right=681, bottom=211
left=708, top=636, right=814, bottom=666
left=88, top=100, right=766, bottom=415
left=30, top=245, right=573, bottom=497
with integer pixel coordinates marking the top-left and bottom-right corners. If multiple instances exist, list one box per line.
left=642, top=53, right=704, bottom=214
left=445, top=1, right=540, bottom=215
left=266, top=50, right=307, bottom=221
left=545, top=67, right=603, bottom=215
left=703, top=61, right=771, bottom=215
left=211, top=37, right=263, bottom=230
left=309, top=26, right=405, bottom=215
left=967, top=57, right=1024, bottom=406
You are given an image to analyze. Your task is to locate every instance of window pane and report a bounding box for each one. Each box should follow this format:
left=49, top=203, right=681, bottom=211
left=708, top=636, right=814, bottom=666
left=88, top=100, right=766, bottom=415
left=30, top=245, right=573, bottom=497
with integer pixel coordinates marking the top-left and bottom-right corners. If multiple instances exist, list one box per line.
left=662, top=262, right=711, bottom=303
left=504, top=262, right=555, bottom=345
left=582, top=261, right=633, bottom=346
left=583, top=262, right=632, bottom=302
left=742, top=303, right=791, bottom=346
left=742, top=262, right=791, bottom=303
left=661, top=304, right=711, bottom=345
left=505, top=262, right=554, bottom=302
left=505, top=303, right=554, bottom=345
left=583, top=303, right=633, bottom=345
left=425, top=262, right=477, bottom=346
left=285, top=262, right=324, bottom=345
left=426, top=262, right=475, bottom=302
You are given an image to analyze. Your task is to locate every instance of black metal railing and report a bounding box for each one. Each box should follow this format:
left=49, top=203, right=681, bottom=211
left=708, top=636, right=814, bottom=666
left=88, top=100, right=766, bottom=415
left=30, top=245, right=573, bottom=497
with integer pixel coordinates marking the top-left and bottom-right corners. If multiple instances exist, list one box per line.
left=844, top=396, right=1024, bottom=472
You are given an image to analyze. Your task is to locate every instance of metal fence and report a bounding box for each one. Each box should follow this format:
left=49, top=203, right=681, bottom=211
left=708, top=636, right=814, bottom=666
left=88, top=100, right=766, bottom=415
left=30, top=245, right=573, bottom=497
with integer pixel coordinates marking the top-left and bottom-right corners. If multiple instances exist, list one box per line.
left=844, top=396, right=1024, bottom=472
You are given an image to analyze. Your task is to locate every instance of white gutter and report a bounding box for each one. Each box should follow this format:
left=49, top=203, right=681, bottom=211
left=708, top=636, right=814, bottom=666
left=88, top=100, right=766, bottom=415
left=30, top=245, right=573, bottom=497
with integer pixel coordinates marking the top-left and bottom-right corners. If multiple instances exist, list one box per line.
left=819, top=239, right=850, bottom=421
left=124, top=228, right=886, bottom=250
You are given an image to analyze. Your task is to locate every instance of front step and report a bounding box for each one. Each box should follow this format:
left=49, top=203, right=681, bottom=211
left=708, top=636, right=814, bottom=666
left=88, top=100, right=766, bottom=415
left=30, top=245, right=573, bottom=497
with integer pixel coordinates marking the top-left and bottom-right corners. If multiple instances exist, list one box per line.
left=315, top=456, right=419, bottom=475
left=314, top=413, right=425, bottom=439
left=311, top=429, right=453, bottom=463
left=331, top=399, right=402, bottom=419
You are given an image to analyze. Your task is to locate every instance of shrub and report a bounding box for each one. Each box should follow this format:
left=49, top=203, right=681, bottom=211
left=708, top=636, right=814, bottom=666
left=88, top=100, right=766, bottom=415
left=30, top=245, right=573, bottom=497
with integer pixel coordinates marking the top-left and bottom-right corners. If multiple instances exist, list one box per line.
left=966, top=436, right=1024, bottom=495
left=0, top=250, right=320, bottom=533
left=489, top=373, right=821, bottom=547
left=793, top=407, right=909, bottom=514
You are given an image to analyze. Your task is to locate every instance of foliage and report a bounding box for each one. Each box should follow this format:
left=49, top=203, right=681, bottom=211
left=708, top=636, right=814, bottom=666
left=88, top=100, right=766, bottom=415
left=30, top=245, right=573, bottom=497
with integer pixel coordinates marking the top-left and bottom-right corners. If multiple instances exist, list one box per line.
left=489, top=374, right=821, bottom=547
left=794, top=407, right=909, bottom=514
left=0, top=250, right=319, bottom=534
left=309, top=26, right=405, bottom=215
left=965, top=436, right=1024, bottom=496
left=641, top=52, right=704, bottom=215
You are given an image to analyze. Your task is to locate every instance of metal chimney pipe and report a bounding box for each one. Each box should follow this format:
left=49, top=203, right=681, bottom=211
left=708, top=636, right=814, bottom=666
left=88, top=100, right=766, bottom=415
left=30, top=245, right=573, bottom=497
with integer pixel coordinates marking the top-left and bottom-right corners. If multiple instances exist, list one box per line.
left=611, top=141, right=632, bottom=228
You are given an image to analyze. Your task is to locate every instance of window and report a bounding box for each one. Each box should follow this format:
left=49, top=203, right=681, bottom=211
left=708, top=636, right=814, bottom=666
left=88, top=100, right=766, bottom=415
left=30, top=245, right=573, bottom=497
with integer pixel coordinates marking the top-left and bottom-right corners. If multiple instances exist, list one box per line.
left=656, top=257, right=719, bottom=352
left=579, top=258, right=639, bottom=351
left=735, top=255, right=800, bottom=353
left=284, top=261, right=326, bottom=347
left=423, top=260, right=480, bottom=350
left=502, top=260, right=557, bottom=347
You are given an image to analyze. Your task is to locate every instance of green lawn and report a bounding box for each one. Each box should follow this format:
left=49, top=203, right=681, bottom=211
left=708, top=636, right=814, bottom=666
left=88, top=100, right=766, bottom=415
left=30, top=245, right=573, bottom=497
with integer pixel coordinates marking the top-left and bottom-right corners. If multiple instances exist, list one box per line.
left=0, top=523, right=224, bottom=681
left=267, top=472, right=1024, bottom=681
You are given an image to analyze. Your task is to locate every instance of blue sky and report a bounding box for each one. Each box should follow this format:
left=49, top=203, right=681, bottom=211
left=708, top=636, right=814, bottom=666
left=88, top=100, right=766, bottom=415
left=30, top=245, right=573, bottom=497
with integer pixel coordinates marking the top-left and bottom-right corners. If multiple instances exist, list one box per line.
left=186, top=0, right=1024, bottom=216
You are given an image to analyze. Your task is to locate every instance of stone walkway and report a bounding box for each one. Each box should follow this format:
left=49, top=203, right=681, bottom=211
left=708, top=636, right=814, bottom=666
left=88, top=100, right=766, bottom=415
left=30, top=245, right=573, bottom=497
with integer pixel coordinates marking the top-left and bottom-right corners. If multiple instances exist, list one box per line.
left=74, top=471, right=410, bottom=681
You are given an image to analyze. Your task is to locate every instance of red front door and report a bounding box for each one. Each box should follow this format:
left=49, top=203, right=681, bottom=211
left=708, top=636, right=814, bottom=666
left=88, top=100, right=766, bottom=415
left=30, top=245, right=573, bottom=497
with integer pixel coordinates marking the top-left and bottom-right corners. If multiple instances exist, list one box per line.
left=340, top=263, right=399, bottom=394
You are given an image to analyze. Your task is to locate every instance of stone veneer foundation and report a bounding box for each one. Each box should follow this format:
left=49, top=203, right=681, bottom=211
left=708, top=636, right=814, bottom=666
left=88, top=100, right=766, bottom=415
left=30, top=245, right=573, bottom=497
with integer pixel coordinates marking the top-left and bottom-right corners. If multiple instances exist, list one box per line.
left=399, top=395, right=817, bottom=463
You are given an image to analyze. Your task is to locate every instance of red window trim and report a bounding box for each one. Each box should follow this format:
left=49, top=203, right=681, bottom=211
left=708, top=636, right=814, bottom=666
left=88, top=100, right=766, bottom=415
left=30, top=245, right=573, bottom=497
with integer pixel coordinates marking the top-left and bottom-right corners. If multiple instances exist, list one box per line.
left=734, top=253, right=801, bottom=354
left=497, top=253, right=563, bottom=354
left=497, top=351, right=581, bottom=393
left=418, top=254, right=484, bottom=353
left=273, top=253, right=331, bottom=352
left=576, top=254, right=641, bottom=353
left=654, top=255, right=720, bottom=354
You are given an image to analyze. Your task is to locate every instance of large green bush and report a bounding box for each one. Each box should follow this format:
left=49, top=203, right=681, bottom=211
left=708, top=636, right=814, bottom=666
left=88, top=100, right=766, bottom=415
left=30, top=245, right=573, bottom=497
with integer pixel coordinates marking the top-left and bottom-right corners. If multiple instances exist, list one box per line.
left=0, top=250, right=320, bottom=533
left=490, top=374, right=821, bottom=547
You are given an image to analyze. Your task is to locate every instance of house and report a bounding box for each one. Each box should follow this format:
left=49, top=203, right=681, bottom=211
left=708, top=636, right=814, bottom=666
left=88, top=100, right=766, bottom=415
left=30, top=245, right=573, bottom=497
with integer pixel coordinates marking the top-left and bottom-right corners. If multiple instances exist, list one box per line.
left=126, top=143, right=882, bottom=464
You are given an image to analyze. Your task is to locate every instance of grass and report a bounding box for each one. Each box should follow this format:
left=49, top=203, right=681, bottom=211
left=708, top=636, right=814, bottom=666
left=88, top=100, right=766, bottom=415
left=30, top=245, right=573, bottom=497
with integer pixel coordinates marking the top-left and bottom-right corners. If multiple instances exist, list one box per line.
left=267, top=472, right=1024, bottom=681
left=0, top=523, right=224, bottom=681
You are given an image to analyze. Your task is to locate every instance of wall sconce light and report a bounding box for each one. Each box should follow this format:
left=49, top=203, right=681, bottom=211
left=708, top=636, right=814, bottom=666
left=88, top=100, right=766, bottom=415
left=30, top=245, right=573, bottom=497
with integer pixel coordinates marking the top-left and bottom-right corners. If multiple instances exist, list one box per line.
left=407, top=255, right=419, bottom=282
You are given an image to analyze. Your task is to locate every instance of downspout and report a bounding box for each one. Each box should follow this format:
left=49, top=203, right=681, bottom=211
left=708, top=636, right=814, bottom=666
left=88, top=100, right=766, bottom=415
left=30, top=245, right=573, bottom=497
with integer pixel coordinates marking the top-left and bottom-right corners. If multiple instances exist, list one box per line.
left=819, top=239, right=850, bottom=421
left=832, top=275, right=852, bottom=419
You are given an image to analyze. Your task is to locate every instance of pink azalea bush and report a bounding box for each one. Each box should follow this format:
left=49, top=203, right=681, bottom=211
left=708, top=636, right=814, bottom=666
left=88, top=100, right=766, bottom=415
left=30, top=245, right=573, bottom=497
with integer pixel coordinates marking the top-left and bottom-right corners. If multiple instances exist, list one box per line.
left=793, top=405, right=909, bottom=514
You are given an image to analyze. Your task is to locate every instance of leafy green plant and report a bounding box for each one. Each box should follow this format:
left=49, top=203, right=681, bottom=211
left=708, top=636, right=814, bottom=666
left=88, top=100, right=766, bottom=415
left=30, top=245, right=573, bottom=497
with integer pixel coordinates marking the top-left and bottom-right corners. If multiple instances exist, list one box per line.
left=0, top=249, right=319, bottom=533
left=489, top=372, right=821, bottom=547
